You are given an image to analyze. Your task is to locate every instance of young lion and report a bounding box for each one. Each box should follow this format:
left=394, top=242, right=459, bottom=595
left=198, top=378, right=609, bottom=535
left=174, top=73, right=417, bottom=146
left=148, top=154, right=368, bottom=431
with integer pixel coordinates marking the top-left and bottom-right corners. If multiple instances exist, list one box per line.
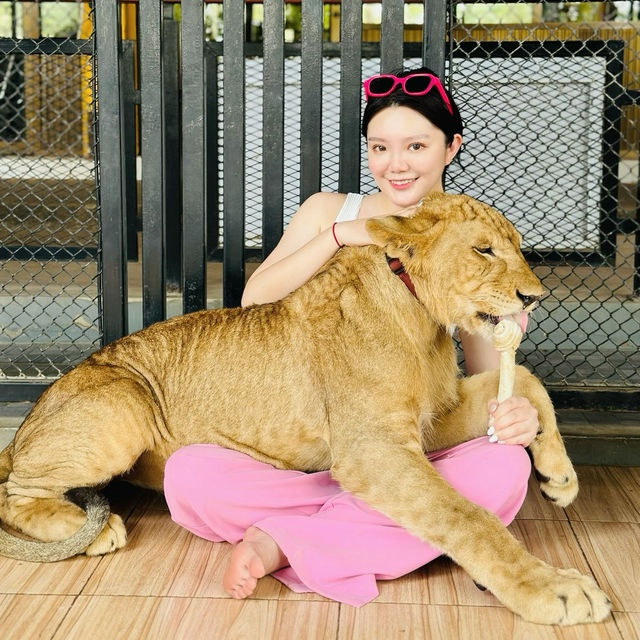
left=0, top=193, right=610, bottom=625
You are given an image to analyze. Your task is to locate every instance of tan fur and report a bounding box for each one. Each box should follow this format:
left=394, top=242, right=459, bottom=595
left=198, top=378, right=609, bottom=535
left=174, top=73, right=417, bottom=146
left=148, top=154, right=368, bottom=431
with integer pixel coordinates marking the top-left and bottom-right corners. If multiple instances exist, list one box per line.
left=0, top=193, right=610, bottom=624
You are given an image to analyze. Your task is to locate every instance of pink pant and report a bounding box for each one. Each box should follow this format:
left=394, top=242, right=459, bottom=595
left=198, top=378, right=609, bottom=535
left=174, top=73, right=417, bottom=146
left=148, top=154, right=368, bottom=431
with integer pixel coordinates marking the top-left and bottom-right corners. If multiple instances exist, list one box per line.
left=164, top=437, right=530, bottom=606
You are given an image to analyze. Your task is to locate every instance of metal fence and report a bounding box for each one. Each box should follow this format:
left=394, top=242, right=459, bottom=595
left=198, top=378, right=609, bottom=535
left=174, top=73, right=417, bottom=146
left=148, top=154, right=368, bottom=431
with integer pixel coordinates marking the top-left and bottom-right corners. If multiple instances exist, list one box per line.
left=0, top=0, right=638, bottom=409
left=0, top=2, right=99, bottom=399
left=446, top=1, right=640, bottom=402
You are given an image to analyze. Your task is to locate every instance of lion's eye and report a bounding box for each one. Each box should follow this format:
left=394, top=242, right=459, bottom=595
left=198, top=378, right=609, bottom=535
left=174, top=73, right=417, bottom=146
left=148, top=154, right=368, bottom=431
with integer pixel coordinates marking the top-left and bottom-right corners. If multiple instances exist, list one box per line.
left=474, top=246, right=495, bottom=256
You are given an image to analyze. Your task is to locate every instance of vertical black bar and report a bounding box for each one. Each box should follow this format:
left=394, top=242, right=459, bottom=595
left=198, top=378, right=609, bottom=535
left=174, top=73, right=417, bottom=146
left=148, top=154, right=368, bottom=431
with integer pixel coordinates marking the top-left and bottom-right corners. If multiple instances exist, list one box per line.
left=139, top=0, right=166, bottom=326
left=636, top=155, right=640, bottom=295
left=380, top=0, right=404, bottom=73
left=423, top=0, right=447, bottom=78
left=338, top=0, right=362, bottom=194
left=300, top=0, right=323, bottom=202
left=120, top=39, right=138, bottom=262
left=205, top=44, right=220, bottom=256
left=163, top=9, right=181, bottom=290
left=635, top=219, right=640, bottom=296
left=262, top=0, right=285, bottom=258
left=245, top=3, right=254, bottom=42
left=600, top=43, right=624, bottom=265
left=95, top=0, right=127, bottom=344
left=223, top=0, right=246, bottom=307
left=181, top=0, right=207, bottom=313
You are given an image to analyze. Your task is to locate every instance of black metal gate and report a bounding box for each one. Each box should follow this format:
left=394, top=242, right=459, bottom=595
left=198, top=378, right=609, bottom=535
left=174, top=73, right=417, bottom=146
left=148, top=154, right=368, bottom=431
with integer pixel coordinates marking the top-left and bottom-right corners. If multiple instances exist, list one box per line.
left=1, top=0, right=638, bottom=411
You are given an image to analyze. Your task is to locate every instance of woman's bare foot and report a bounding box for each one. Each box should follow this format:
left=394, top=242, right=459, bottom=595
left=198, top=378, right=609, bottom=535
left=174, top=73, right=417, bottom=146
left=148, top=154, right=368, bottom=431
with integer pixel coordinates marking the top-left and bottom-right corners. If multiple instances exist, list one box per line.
left=223, top=526, right=288, bottom=599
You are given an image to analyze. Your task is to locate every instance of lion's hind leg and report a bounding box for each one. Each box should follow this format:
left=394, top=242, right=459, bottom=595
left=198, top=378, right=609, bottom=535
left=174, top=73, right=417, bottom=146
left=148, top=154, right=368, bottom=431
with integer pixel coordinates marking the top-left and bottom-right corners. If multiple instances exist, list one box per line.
left=0, top=482, right=125, bottom=557
left=0, top=368, right=158, bottom=558
left=0, top=457, right=128, bottom=557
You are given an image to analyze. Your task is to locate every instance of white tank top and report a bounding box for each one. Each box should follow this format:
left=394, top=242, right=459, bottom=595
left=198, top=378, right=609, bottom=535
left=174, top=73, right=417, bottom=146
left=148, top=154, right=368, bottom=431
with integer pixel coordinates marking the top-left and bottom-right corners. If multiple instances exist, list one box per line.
left=333, top=193, right=364, bottom=223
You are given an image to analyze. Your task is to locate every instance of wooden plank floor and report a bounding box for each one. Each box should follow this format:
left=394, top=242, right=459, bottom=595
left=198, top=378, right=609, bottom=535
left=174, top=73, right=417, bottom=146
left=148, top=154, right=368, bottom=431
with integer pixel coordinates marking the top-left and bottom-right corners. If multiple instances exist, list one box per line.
left=0, top=466, right=637, bottom=640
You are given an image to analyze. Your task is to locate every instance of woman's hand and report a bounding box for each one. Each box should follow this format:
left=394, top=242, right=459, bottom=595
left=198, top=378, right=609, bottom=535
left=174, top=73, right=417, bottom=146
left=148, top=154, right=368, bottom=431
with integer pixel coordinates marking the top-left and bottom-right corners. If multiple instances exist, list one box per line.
left=333, top=218, right=377, bottom=247
left=486, top=396, right=539, bottom=447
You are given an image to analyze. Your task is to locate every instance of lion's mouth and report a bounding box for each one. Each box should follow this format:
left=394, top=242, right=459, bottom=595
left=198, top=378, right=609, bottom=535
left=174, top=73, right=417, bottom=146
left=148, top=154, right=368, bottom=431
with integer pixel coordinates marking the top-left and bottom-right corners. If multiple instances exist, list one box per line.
left=477, top=311, right=530, bottom=334
left=477, top=312, right=501, bottom=326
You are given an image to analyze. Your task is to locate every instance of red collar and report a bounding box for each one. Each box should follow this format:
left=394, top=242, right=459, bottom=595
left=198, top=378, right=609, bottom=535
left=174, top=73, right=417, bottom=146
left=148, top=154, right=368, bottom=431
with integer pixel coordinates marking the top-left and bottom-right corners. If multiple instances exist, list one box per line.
left=386, top=254, right=417, bottom=298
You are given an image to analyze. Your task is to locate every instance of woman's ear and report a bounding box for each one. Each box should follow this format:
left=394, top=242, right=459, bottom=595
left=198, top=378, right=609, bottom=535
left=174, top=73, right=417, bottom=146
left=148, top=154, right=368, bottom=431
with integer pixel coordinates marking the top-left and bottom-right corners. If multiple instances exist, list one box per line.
left=445, top=133, right=463, bottom=166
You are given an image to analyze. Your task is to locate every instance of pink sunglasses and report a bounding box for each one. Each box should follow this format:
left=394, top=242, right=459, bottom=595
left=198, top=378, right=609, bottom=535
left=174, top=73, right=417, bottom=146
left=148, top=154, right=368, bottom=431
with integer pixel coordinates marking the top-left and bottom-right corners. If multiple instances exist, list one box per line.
left=362, top=73, right=453, bottom=115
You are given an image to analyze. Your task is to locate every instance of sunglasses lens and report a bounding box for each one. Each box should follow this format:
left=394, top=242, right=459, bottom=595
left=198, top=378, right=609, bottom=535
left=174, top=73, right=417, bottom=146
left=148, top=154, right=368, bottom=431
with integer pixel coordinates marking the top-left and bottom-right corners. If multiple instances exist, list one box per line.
left=368, top=76, right=395, bottom=96
left=403, top=75, right=432, bottom=94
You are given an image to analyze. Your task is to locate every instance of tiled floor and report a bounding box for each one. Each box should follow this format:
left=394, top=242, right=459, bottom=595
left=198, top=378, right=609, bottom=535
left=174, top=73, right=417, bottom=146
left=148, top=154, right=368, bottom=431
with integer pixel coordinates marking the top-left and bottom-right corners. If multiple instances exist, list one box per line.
left=0, top=407, right=638, bottom=639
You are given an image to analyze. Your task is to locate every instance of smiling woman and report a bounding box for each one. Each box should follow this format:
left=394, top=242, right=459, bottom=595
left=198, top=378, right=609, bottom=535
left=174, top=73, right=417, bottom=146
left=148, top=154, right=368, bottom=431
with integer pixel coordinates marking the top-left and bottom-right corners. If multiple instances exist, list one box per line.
left=165, top=66, right=543, bottom=606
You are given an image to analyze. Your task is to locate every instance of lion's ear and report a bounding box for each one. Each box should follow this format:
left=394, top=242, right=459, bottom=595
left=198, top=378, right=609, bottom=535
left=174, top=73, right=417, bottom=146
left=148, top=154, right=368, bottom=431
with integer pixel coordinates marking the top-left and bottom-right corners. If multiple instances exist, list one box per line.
left=366, top=214, right=440, bottom=254
left=366, top=215, right=412, bottom=246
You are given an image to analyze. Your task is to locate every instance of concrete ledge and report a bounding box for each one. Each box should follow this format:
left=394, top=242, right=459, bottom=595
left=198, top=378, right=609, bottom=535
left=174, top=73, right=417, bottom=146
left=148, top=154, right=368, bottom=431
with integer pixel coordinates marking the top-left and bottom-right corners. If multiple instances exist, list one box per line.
left=558, top=409, right=640, bottom=466
left=564, top=435, right=640, bottom=466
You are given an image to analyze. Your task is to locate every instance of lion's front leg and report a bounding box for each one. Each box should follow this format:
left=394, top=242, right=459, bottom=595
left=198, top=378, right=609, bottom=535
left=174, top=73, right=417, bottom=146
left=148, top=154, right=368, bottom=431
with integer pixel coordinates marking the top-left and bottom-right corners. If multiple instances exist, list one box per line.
left=511, top=366, right=578, bottom=507
left=330, top=425, right=609, bottom=625
left=433, top=367, right=578, bottom=508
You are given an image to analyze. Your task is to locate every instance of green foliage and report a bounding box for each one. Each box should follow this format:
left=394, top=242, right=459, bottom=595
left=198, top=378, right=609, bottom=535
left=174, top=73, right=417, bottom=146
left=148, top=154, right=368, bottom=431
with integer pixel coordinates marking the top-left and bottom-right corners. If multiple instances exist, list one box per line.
left=40, top=2, right=81, bottom=38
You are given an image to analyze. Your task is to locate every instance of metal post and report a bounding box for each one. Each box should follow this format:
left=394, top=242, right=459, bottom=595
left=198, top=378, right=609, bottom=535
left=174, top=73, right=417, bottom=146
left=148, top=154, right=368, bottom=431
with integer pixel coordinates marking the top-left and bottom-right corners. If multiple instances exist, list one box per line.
left=262, top=0, right=285, bottom=258
left=181, top=0, right=207, bottom=313
left=380, top=0, right=404, bottom=73
left=94, top=0, right=127, bottom=344
left=163, top=9, right=182, bottom=291
left=338, top=0, right=362, bottom=194
left=139, top=0, right=166, bottom=326
left=300, top=0, right=323, bottom=202
left=222, top=0, right=246, bottom=307
left=423, top=0, right=447, bottom=78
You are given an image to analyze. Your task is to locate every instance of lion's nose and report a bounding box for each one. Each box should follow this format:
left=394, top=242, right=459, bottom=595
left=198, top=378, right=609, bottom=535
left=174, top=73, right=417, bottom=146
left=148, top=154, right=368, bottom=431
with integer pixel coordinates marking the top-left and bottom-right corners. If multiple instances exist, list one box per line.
left=516, top=290, right=542, bottom=308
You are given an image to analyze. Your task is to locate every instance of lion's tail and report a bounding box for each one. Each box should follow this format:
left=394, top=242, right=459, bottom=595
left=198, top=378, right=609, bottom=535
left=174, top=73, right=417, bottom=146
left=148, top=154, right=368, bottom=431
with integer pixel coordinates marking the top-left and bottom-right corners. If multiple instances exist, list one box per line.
left=0, top=488, right=111, bottom=562
left=0, top=443, right=12, bottom=482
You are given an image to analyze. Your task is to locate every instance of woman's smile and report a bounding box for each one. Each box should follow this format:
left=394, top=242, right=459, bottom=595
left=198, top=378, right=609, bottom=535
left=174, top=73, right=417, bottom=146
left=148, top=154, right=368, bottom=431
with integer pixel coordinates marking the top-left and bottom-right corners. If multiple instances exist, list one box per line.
left=388, top=177, right=417, bottom=190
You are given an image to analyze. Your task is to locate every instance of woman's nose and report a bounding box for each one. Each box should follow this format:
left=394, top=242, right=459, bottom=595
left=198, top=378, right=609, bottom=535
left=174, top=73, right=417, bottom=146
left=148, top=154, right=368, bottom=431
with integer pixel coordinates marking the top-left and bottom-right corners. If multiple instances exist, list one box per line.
left=388, top=151, right=409, bottom=172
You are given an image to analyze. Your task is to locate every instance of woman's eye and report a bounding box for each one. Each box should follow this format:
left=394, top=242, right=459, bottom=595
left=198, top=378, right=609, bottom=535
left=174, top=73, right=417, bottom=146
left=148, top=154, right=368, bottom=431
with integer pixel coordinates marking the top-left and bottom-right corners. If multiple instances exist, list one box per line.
left=409, top=143, right=424, bottom=151
left=474, top=246, right=495, bottom=256
left=371, top=144, right=386, bottom=152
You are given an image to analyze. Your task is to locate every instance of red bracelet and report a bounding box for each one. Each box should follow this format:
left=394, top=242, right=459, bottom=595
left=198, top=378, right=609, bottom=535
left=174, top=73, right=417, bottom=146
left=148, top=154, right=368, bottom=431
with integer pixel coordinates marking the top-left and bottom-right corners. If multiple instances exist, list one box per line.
left=331, top=222, right=344, bottom=249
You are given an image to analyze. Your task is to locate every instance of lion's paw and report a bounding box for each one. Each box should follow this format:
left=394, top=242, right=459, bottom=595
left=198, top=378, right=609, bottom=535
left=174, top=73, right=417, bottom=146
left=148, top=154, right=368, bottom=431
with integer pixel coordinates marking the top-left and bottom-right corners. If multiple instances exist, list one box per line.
left=534, top=460, right=579, bottom=508
left=85, top=513, right=127, bottom=556
left=509, top=566, right=611, bottom=626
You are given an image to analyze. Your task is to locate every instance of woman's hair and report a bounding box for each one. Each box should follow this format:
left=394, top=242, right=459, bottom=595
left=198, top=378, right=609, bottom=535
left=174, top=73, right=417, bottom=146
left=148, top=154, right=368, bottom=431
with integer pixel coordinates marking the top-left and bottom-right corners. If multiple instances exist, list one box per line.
left=361, top=67, right=463, bottom=145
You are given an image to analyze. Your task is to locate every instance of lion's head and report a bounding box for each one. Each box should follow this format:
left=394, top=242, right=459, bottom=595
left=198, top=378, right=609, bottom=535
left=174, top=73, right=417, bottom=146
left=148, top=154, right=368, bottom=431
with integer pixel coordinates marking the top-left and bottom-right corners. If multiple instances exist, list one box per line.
left=367, top=193, right=544, bottom=340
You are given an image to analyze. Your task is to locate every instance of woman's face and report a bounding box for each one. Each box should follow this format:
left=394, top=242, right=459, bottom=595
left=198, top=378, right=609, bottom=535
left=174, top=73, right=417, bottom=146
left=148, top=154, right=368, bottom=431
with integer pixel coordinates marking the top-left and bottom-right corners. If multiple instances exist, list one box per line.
left=366, top=105, right=462, bottom=210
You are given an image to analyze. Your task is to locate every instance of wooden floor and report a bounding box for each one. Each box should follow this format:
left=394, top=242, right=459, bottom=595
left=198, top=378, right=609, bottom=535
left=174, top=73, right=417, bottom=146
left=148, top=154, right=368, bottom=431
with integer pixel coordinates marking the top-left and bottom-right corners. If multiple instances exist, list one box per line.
left=0, top=465, right=638, bottom=640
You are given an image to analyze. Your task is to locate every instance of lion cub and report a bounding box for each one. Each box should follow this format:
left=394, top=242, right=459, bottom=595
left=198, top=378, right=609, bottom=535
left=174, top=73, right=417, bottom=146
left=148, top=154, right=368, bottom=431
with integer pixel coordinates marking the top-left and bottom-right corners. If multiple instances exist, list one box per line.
left=0, top=193, right=610, bottom=625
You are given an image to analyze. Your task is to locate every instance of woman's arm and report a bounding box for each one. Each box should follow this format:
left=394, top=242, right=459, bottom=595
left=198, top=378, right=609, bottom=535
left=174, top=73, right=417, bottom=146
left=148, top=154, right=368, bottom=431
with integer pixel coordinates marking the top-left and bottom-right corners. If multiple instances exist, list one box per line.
left=459, top=330, right=499, bottom=375
left=460, top=329, right=539, bottom=447
left=241, top=192, right=374, bottom=307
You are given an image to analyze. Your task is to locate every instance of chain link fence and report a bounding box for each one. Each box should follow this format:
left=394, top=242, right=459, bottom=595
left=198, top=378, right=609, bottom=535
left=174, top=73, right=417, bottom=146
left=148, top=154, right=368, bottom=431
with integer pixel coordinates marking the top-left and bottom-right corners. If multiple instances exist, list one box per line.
left=447, top=1, right=639, bottom=388
left=0, top=2, right=100, bottom=383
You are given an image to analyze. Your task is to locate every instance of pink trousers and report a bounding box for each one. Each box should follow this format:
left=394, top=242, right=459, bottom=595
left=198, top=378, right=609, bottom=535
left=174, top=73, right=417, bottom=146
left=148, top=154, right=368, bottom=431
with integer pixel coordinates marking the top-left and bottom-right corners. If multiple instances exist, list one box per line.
left=164, top=437, right=531, bottom=606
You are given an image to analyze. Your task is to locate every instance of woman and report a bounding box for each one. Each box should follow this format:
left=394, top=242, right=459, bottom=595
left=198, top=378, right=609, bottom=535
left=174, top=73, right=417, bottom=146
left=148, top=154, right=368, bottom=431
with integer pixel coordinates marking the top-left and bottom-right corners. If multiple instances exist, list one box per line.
left=164, top=68, right=539, bottom=606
